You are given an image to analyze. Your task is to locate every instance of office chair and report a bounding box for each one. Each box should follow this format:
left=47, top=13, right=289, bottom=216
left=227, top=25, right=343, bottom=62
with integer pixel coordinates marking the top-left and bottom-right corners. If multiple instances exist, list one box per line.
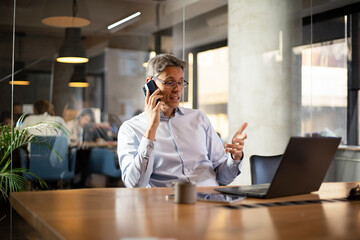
left=88, top=148, right=121, bottom=178
left=20, top=136, right=77, bottom=188
left=250, top=154, right=282, bottom=185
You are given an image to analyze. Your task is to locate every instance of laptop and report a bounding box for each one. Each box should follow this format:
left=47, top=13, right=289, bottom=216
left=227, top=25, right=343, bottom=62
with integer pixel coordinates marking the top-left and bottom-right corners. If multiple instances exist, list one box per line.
left=215, top=137, right=341, bottom=199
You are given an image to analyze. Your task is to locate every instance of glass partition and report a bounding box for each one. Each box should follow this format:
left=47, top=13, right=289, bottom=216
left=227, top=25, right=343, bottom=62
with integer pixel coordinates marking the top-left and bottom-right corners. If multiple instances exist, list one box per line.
left=2, top=0, right=360, bottom=238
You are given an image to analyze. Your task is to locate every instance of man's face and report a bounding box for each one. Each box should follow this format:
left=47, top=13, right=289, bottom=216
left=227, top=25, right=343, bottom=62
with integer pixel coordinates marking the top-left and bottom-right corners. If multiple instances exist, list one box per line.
left=155, top=66, right=184, bottom=111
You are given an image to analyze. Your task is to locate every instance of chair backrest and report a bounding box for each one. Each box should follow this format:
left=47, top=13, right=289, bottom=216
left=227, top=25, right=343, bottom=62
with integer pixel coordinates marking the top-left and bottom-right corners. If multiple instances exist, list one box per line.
left=250, top=154, right=282, bottom=185
left=89, top=148, right=121, bottom=178
left=27, top=136, right=76, bottom=180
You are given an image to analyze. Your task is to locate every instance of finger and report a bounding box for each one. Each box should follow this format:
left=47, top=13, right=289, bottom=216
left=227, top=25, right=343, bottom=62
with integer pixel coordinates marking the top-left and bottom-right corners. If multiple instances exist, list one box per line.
left=225, top=146, right=244, bottom=153
left=225, top=149, right=243, bottom=155
left=225, top=146, right=243, bottom=151
left=148, top=89, right=162, bottom=104
left=225, top=146, right=243, bottom=153
left=226, top=141, right=244, bottom=148
left=235, top=122, right=248, bottom=135
left=145, top=90, right=150, bottom=103
left=150, top=95, right=163, bottom=107
left=155, top=100, right=164, bottom=110
left=233, top=133, right=247, bottom=141
left=225, top=148, right=243, bottom=156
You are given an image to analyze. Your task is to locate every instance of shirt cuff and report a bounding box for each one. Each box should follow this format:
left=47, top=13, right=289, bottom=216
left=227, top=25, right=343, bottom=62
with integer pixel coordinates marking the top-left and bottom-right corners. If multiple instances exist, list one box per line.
left=227, top=153, right=243, bottom=172
left=139, top=137, right=154, bottom=159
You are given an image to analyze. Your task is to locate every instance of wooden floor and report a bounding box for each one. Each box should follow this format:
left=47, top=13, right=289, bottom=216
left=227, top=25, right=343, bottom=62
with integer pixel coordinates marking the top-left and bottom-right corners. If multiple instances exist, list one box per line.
left=0, top=200, right=43, bottom=240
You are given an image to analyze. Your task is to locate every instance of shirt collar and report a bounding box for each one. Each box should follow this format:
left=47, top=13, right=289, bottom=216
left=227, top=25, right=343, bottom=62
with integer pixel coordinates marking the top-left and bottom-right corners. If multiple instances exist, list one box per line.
left=160, top=107, right=185, bottom=120
left=177, top=106, right=185, bottom=115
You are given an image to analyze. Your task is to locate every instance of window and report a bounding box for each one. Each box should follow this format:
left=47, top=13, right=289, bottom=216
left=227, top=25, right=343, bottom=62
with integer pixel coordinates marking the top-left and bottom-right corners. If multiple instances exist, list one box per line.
left=301, top=40, right=348, bottom=143
left=197, top=46, right=229, bottom=141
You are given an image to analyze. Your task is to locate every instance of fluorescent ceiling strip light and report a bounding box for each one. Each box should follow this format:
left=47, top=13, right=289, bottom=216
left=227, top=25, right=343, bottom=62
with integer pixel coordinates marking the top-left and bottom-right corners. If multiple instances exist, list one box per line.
left=107, top=12, right=141, bottom=30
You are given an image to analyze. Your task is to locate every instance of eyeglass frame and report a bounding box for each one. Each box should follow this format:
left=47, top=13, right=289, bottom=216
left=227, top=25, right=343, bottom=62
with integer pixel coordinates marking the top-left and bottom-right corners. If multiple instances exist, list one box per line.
left=153, top=76, right=188, bottom=88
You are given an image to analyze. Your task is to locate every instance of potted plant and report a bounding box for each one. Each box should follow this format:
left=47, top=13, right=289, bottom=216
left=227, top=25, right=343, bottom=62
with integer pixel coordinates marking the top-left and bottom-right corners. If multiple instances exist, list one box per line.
left=0, top=115, right=69, bottom=201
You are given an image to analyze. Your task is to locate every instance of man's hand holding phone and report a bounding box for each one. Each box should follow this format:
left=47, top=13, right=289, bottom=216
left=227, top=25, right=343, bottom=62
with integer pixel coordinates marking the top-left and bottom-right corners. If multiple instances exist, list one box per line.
left=144, top=87, right=163, bottom=141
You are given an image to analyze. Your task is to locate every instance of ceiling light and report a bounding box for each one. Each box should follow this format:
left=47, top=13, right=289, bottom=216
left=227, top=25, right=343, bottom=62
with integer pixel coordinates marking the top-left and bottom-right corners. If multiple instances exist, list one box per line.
left=107, top=12, right=141, bottom=30
left=68, top=81, right=88, bottom=87
left=69, top=64, right=88, bottom=88
left=9, top=80, right=30, bottom=86
left=57, top=28, right=88, bottom=64
left=41, top=0, right=90, bottom=28
left=9, top=61, right=29, bottom=86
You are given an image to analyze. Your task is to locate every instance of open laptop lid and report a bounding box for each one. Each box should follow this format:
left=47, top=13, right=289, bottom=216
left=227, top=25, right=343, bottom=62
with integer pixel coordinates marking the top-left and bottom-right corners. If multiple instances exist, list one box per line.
left=216, top=136, right=341, bottom=198
left=265, top=136, right=341, bottom=198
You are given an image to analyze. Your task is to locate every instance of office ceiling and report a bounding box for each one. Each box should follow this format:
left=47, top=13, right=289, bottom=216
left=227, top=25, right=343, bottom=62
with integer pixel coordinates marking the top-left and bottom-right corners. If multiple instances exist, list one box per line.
left=0, top=0, right=227, bottom=37
left=0, top=0, right=229, bottom=66
left=0, top=0, right=358, bottom=65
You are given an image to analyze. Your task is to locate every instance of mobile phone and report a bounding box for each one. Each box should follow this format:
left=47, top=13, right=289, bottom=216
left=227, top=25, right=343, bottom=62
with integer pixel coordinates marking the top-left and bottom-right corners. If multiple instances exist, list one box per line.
left=142, top=79, right=160, bottom=104
left=166, top=192, right=245, bottom=203
left=142, top=79, right=158, bottom=96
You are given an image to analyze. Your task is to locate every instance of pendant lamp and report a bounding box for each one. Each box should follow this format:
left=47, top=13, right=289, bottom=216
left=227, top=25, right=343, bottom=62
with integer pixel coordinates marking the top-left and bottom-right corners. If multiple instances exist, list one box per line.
left=9, top=61, right=29, bottom=86
left=9, top=33, right=29, bottom=85
left=57, top=28, right=88, bottom=64
left=41, top=0, right=90, bottom=28
left=69, top=64, right=88, bottom=87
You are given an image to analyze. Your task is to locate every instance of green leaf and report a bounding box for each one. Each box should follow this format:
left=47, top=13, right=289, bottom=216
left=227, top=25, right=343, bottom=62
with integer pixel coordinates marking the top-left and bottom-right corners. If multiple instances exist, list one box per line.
left=0, top=113, right=66, bottom=201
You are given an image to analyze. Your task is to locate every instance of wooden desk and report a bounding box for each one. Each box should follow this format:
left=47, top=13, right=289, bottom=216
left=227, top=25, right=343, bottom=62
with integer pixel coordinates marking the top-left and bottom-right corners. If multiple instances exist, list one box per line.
left=10, top=182, right=360, bottom=240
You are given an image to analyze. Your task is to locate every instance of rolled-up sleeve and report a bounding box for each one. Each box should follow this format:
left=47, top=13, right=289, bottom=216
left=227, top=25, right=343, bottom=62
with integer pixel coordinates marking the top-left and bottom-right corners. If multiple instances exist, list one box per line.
left=117, top=123, right=154, bottom=187
left=204, top=114, right=242, bottom=185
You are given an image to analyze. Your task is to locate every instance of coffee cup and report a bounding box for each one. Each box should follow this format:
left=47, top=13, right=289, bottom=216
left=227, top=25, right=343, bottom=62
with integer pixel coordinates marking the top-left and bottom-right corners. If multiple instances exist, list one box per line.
left=173, top=181, right=196, bottom=204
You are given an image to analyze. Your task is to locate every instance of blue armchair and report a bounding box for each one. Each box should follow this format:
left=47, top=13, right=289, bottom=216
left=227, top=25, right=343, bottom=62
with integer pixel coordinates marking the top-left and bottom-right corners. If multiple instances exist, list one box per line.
left=88, top=148, right=121, bottom=178
left=20, top=136, right=76, bottom=187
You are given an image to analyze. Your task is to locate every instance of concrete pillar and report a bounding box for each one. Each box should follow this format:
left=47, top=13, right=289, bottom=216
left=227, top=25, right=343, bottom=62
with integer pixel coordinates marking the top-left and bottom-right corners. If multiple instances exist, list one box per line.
left=228, top=0, right=302, bottom=185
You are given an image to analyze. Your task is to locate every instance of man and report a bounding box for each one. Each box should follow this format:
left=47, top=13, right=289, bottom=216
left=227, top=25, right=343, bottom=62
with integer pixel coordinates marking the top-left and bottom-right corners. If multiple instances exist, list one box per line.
left=21, top=99, right=66, bottom=136
left=117, top=54, right=247, bottom=187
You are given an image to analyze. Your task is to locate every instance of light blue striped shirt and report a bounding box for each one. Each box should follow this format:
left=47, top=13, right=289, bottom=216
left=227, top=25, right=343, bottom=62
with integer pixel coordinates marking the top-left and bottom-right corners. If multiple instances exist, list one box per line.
left=117, top=107, right=242, bottom=187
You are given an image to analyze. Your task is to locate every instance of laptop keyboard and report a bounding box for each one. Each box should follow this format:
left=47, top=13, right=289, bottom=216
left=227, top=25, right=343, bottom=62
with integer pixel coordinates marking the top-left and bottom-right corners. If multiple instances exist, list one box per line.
left=215, top=184, right=270, bottom=197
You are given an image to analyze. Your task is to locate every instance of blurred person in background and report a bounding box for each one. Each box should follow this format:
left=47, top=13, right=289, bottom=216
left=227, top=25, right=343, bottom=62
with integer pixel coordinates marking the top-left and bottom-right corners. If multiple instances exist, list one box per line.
left=21, top=99, right=66, bottom=136
left=66, top=108, right=93, bottom=143
left=66, top=108, right=112, bottom=143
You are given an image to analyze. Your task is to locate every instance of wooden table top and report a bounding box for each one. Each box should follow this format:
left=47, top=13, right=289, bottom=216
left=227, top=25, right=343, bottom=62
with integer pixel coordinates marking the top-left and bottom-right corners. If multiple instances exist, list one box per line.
left=10, top=182, right=360, bottom=240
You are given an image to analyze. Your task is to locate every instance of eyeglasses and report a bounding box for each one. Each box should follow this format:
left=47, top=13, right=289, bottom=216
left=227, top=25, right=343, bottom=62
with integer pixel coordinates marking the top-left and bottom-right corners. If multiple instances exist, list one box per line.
left=153, top=76, right=188, bottom=88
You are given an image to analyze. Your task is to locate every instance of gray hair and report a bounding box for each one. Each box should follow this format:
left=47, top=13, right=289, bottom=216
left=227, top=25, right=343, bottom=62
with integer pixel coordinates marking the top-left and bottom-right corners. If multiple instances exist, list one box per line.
left=146, top=53, right=186, bottom=78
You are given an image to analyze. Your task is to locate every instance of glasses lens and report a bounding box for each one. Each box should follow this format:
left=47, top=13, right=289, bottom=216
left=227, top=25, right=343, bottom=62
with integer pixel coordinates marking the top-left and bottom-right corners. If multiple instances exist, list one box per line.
left=165, top=81, right=176, bottom=87
left=163, top=80, right=188, bottom=88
